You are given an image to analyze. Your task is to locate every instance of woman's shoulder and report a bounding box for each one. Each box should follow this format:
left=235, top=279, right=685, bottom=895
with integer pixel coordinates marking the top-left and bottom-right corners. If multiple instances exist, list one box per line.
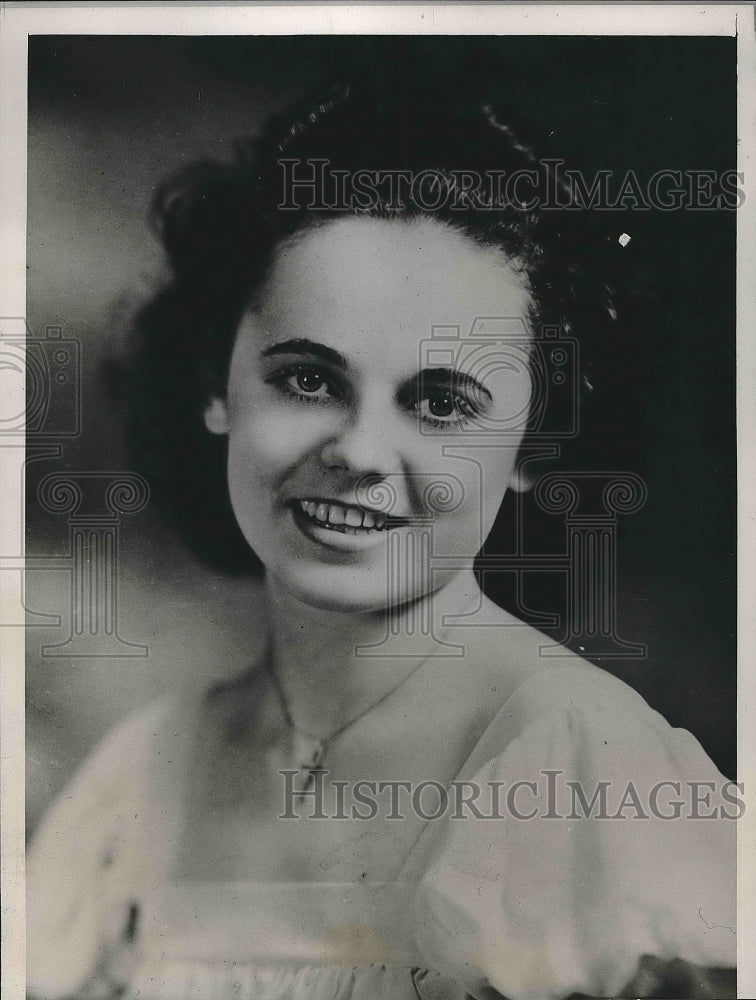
left=466, top=642, right=718, bottom=787
left=26, top=691, right=202, bottom=999
left=455, top=594, right=659, bottom=739
left=28, top=689, right=202, bottom=862
left=94, top=691, right=188, bottom=755
left=413, top=604, right=737, bottom=999
left=72, top=690, right=198, bottom=789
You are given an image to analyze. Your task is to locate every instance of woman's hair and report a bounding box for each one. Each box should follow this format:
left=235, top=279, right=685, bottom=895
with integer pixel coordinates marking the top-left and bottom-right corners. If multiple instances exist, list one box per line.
left=115, top=76, right=625, bottom=573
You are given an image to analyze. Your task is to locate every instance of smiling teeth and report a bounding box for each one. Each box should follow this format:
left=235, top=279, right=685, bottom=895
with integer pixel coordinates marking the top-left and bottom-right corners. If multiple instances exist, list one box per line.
left=299, top=500, right=387, bottom=531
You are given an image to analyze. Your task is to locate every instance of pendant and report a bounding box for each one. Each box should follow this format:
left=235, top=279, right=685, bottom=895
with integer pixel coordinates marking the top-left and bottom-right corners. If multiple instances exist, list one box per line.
left=292, top=731, right=326, bottom=799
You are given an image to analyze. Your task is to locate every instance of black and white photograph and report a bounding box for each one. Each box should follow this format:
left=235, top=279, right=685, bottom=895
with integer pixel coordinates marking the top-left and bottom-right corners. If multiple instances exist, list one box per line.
left=1, top=4, right=754, bottom=999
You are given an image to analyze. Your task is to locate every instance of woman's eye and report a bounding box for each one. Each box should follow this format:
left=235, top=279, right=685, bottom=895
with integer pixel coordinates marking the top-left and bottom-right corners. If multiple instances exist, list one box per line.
left=293, top=369, right=326, bottom=394
left=267, top=364, right=342, bottom=405
left=416, top=389, right=474, bottom=427
left=427, top=392, right=456, bottom=418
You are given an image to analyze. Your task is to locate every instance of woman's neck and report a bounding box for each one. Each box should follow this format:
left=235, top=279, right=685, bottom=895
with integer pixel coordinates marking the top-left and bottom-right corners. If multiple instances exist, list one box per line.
left=262, top=570, right=481, bottom=740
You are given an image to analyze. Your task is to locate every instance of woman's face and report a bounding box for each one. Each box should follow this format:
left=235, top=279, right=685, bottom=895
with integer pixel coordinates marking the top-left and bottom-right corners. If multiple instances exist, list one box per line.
left=206, top=216, right=534, bottom=612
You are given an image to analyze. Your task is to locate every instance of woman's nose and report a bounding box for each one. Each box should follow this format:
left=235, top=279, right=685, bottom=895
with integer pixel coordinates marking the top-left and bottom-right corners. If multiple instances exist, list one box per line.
left=320, top=401, right=400, bottom=476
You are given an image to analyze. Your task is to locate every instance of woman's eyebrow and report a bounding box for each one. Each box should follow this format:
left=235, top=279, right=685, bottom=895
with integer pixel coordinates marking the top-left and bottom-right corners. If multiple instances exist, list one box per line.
left=418, top=367, right=493, bottom=402
left=261, top=338, right=347, bottom=369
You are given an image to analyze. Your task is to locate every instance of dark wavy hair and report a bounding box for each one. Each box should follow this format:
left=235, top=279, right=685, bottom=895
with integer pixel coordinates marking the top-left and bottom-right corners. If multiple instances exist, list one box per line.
left=115, top=77, right=624, bottom=574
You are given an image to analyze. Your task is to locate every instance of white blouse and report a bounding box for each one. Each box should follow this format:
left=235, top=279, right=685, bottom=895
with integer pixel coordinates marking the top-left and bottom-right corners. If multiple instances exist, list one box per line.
left=27, top=661, right=736, bottom=1000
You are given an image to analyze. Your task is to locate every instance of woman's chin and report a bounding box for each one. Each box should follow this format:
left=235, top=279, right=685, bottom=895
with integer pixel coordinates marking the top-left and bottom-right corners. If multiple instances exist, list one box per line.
left=267, top=567, right=419, bottom=616
left=266, top=562, right=469, bottom=618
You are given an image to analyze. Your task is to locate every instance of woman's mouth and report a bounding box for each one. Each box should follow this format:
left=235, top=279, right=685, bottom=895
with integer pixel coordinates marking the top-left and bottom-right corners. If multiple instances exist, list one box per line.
left=295, top=499, right=403, bottom=534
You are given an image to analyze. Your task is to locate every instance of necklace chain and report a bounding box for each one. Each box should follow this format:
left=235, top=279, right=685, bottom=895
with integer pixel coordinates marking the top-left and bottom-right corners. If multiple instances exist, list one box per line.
left=265, top=638, right=445, bottom=792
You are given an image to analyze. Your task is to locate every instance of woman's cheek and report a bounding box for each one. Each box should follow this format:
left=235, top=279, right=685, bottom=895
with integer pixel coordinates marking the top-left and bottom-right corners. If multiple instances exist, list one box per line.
left=440, top=450, right=516, bottom=553
left=234, top=406, right=336, bottom=470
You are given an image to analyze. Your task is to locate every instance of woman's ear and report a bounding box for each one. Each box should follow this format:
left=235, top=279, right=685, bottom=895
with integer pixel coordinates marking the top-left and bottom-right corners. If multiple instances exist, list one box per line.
left=508, top=466, right=536, bottom=494
left=508, top=451, right=548, bottom=494
left=204, top=396, right=229, bottom=435
left=509, top=451, right=554, bottom=494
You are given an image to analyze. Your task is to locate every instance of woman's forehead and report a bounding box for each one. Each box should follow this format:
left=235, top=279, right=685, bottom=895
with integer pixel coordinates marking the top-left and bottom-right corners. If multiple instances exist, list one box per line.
left=253, top=216, right=533, bottom=363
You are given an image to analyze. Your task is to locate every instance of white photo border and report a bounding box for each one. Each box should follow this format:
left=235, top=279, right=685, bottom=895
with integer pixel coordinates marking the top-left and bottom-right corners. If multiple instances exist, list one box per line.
left=2, top=5, right=754, bottom=998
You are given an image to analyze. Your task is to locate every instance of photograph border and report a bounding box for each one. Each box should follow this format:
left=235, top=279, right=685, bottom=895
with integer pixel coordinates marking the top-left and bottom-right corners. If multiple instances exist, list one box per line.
left=2, top=4, right=754, bottom=998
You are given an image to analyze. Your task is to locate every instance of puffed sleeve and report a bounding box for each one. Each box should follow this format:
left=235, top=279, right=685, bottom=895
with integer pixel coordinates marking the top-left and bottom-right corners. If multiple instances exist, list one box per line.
left=413, top=665, right=737, bottom=1000
left=26, top=696, right=183, bottom=999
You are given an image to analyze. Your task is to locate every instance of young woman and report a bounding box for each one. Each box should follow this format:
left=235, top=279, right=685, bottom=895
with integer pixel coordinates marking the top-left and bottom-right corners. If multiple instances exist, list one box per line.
left=27, top=79, right=736, bottom=1000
